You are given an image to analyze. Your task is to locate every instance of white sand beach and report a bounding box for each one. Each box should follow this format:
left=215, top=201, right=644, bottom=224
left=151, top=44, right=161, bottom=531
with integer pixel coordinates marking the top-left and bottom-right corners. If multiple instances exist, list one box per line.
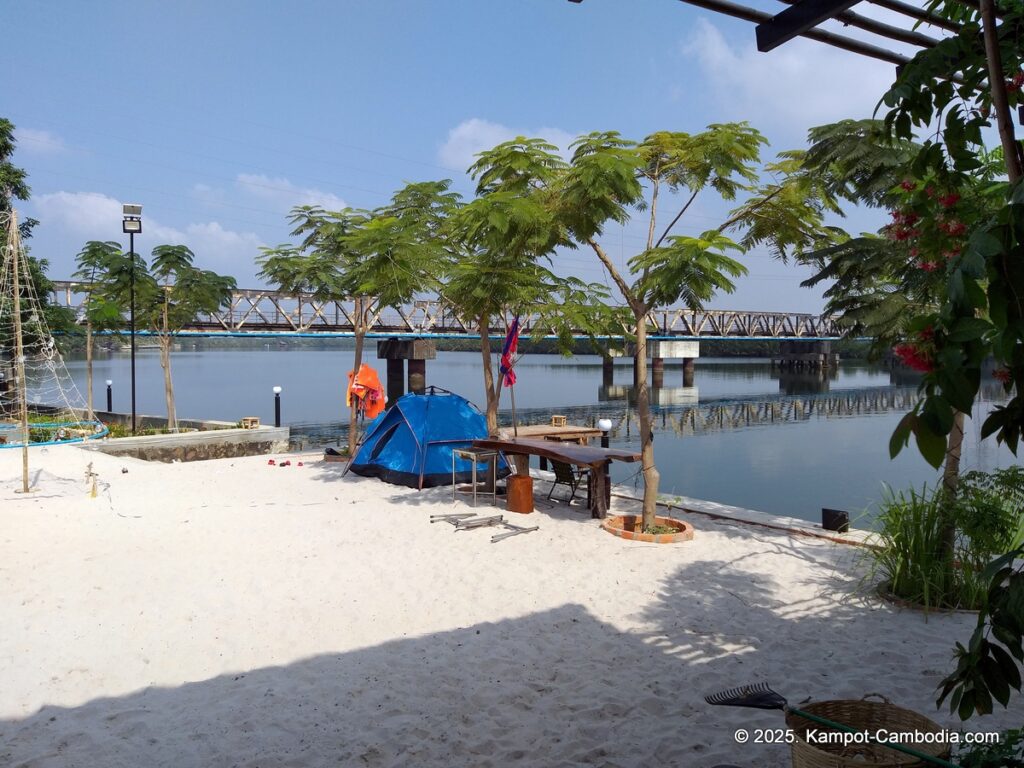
left=0, top=444, right=1015, bottom=767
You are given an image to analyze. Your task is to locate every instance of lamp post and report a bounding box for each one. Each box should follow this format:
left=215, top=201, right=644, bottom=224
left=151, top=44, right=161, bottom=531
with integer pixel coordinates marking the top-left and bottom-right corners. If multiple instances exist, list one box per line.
left=273, top=386, right=282, bottom=427
left=105, top=379, right=113, bottom=413
left=122, top=204, right=142, bottom=434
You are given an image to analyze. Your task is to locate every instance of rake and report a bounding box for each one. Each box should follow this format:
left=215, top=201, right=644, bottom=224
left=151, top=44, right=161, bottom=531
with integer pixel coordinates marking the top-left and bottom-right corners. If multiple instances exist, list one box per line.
left=705, top=683, right=960, bottom=768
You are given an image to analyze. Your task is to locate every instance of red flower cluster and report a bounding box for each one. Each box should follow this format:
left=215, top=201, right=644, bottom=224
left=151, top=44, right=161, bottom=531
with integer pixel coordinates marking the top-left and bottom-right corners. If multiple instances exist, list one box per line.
left=938, top=193, right=960, bottom=209
left=887, top=210, right=922, bottom=241
left=994, top=368, right=1013, bottom=384
left=900, top=180, right=917, bottom=191
left=938, top=220, right=967, bottom=237
left=918, top=326, right=935, bottom=342
left=917, top=260, right=939, bottom=272
left=1007, top=72, right=1024, bottom=93
left=894, top=343, right=935, bottom=373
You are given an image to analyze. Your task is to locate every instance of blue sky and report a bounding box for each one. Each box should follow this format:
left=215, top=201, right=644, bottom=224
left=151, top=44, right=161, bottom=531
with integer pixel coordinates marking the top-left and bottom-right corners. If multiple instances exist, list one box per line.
left=4, top=1, right=911, bottom=312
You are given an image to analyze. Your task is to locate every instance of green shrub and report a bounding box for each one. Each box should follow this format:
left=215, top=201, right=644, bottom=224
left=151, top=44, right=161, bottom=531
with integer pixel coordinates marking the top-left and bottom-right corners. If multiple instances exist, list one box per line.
left=867, top=470, right=1024, bottom=611
left=955, top=727, right=1024, bottom=767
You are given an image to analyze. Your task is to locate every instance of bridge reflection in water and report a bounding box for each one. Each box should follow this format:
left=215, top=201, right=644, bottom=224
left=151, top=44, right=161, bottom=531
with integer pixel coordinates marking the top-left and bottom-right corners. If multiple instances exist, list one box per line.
left=288, top=368, right=1007, bottom=449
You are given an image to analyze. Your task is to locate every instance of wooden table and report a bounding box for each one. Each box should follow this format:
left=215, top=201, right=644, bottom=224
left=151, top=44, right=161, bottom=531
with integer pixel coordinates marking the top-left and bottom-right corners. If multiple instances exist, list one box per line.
left=502, top=424, right=604, bottom=444
left=499, top=424, right=605, bottom=471
left=472, top=437, right=641, bottom=519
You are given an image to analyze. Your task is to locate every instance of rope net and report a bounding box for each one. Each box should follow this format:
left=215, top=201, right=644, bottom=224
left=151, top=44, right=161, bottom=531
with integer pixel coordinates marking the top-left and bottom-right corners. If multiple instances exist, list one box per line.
left=0, top=210, right=107, bottom=448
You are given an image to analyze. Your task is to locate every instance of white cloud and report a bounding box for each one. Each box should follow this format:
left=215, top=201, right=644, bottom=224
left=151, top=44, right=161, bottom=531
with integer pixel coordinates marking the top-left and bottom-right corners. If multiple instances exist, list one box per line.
left=438, top=118, right=576, bottom=172
left=33, top=191, right=265, bottom=284
left=33, top=191, right=122, bottom=233
left=14, top=127, right=66, bottom=155
left=235, top=173, right=346, bottom=211
left=680, top=19, right=896, bottom=141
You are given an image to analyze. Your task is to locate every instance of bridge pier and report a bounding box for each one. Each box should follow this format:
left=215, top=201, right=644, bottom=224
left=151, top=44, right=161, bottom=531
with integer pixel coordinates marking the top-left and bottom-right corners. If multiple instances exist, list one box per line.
left=651, top=357, right=664, bottom=388
left=773, top=340, right=838, bottom=371
left=683, top=357, right=695, bottom=387
left=377, top=338, right=436, bottom=400
left=386, top=358, right=404, bottom=404
left=408, top=359, right=426, bottom=394
left=602, top=356, right=614, bottom=387
left=645, top=340, right=700, bottom=388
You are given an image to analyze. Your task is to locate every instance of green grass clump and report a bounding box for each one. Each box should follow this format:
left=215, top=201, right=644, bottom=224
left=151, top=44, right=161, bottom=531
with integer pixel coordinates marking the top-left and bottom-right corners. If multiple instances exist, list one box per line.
left=868, top=468, right=1024, bottom=612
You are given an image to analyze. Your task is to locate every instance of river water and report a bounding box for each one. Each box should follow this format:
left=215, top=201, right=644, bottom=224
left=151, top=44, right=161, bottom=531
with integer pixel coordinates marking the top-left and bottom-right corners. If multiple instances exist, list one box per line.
left=64, top=345, right=1018, bottom=526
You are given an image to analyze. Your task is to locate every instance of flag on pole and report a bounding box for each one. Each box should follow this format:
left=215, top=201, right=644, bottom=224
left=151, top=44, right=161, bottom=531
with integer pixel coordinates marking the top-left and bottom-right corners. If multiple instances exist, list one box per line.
left=499, top=316, right=520, bottom=387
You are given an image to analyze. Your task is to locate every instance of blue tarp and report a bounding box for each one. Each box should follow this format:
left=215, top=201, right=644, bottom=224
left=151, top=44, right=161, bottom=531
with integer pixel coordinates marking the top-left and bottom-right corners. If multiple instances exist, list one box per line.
left=348, top=387, right=508, bottom=489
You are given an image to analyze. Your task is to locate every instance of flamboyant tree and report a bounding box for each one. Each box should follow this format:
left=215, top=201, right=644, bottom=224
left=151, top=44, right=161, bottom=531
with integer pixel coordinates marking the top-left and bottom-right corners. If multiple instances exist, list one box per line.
left=554, top=127, right=840, bottom=529
left=442, top=138, right=614, bottom=436
left=259, top=181, right=457, bottom=447
left=863, top=0, right=1024, bottom=721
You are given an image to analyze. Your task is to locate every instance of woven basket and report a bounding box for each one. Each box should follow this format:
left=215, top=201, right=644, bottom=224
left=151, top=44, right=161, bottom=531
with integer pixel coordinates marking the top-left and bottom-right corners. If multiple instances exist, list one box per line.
left=785, top=695, right=951, bottom=768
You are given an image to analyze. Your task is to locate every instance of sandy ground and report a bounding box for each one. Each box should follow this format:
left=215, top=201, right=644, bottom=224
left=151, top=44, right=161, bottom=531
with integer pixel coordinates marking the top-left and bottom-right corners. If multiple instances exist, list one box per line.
left=0, top=444, right=1016, bottom=768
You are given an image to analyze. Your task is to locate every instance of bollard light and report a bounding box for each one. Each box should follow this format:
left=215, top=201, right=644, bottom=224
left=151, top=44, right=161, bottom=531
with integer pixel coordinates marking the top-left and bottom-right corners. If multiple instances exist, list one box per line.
left=273, top=386, right=282, bottom=427
left=597, top=418, right=612, bottom=507
left=105, top=380, right=113, bottom=413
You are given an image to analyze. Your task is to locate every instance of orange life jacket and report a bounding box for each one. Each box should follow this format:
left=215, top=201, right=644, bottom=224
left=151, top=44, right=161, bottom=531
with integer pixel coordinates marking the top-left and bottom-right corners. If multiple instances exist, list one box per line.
left=346, top=364, right=386, bottom=419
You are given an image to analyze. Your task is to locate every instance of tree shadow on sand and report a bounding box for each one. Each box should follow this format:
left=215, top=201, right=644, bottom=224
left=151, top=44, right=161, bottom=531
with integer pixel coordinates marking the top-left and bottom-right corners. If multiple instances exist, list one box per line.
left=3, top=603, right=764, bottom=768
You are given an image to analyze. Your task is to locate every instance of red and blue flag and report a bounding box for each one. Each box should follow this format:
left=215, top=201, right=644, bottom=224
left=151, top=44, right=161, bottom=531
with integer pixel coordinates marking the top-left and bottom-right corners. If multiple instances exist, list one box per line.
left=499, top=317, right=520, bottom=387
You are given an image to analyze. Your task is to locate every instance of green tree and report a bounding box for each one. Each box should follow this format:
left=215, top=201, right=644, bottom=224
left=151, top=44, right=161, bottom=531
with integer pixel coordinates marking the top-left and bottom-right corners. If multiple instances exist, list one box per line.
left=0, top=118, right=74, bottom=345
left=555, top=127, right=839, bottom=529
left=791, top=0, right=1024, bottom=719
left=103, top=245, right=235, bottom=430
left=443, top=138, right=611, bottom=436
left=72, top=241, right=124, bottom=417
left=259, top=181, right=457, bottom=446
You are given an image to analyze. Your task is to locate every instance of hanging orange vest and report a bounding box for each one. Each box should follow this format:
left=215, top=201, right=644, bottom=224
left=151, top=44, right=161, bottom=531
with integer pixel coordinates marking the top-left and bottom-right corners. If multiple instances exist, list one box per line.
left=346, top=364, right=386, bottom=420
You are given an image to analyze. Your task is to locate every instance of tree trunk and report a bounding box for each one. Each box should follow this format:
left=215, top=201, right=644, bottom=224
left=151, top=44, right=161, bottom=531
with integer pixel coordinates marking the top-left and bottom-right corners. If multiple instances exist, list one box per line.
left=937, top=409, right=966, bottom=573
left=159, top=335, right=176, bottom=431
left=635, top=309, right=660, bottom=529
left=479, top=314, right=498, bottom=436
left=161, top=292, right=176, bottom=431
left=942, top=409, right=965, bottom=498
left=349, top=297, right=365, bottom=452
left=981, top=0, right=1024, bottom=182
left=85, top=321, right=94, bottom=418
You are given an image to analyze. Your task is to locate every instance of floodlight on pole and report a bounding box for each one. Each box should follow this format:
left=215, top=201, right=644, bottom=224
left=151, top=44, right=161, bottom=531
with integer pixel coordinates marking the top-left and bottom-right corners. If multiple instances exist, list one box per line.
left=122, top=203, right=142, bottom=434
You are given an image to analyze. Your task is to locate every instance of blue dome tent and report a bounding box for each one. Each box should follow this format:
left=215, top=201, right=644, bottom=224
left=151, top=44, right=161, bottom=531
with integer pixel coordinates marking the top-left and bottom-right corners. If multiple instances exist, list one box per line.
left=346, top=387, right=508, bottom=489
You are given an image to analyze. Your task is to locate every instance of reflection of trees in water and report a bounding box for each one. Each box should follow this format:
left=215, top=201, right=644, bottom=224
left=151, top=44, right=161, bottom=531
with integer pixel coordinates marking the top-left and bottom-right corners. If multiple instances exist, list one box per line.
left=505, top=383, right=1010, bottom=440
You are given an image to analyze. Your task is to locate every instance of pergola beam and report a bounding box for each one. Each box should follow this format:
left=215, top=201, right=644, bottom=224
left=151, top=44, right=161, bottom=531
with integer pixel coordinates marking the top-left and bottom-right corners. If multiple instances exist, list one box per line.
left=756, top=0, right=862, bottom=51
left=675, top=0, right=912, bottom=65
left=865, top=0, right=964, bottom=32
left=776, top=0, right=942, bottom=48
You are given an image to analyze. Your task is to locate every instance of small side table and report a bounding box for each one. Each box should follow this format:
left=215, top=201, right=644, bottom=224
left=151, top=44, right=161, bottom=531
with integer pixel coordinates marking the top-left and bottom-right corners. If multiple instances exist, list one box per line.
left=452, top=447, right=499, bottom=507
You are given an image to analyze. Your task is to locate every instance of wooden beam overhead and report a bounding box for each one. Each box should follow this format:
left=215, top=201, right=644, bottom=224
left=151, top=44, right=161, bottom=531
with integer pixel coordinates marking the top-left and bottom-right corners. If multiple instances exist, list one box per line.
left=675, top=0, right=912, bottom=65
left=756, top=0, right=864, bottom=51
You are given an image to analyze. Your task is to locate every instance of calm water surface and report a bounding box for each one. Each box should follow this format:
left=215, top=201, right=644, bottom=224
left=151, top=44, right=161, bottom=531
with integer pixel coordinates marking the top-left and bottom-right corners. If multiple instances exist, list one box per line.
left=65, top=346, right=1019, bottom=525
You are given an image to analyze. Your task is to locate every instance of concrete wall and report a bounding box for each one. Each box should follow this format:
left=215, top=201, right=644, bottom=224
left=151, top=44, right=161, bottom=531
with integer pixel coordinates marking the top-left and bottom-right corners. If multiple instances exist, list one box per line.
left=85, top=425, right=290, bottom=463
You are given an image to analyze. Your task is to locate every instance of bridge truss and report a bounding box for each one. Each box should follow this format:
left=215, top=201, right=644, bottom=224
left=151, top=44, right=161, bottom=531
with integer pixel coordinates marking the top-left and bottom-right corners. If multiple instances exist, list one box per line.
left=50, top=282, right=843, bottom=340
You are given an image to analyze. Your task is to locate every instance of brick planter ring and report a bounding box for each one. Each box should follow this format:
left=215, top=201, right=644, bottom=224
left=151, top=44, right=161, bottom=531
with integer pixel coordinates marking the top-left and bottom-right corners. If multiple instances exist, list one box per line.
left=601, top=514, right=695, bottom=544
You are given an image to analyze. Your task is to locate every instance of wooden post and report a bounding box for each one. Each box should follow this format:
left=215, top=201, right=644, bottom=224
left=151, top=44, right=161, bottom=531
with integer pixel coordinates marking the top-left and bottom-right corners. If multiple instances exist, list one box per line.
left=591, top=464, right=607, bottom=519
left=8, top=212, right=30, bottom=493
